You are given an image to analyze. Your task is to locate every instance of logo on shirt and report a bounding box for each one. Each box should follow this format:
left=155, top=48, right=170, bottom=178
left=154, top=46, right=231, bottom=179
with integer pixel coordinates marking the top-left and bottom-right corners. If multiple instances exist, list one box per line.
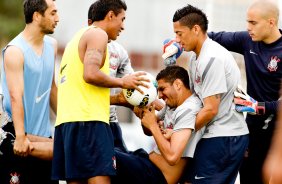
left=166, top=122, right=174, bottom=129
left=267, top=56, right=280, bottom=72
left=35, top=88, right=51, bottom=103
left=60, top=75, right=66, bottom=84
left=249, top=49, right=258, bottom=55
left=195, top=175, right=205, bottom=180
left=195, top=74, right=201, bottom=84
left=10, top=172, right=20, bottom=184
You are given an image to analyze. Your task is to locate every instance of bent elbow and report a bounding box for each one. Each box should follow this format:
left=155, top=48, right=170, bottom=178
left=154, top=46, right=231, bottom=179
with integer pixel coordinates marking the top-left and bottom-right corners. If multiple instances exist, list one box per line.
left=166, top=155, right=179, bottom=166
left=210, top=108, right=218, bottom=117
left=83, top=74, right=94, bottom=84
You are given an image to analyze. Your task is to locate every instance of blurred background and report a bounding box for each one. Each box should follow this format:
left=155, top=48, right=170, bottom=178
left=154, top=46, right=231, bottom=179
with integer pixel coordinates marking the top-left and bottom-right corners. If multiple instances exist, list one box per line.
left=0, top=0, right=281, bottom=163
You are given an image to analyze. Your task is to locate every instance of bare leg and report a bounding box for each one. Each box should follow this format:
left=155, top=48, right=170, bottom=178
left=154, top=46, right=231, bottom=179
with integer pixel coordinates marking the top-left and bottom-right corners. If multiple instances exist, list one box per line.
left=29, top=141, right=53, bottom=160
left=26, top=134, right=54, bottom=160
left=88, top=176, right=111, bottom=184
left=67, top=180, right=86, bottom=184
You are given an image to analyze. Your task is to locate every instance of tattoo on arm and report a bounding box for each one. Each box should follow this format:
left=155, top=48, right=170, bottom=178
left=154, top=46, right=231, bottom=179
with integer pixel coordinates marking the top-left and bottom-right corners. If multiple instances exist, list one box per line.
left=215, top=94, right=220, bottom=99
left=85, top=48, right=103, bottom=65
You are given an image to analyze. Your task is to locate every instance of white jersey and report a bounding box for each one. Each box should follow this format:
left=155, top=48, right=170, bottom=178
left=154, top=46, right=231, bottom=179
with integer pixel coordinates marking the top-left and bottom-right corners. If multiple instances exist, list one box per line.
left=108, top=41, right=134, bottom=122
left=153, top=94, right=204, bottom=158
left=188, top=38, right=249, bottom=138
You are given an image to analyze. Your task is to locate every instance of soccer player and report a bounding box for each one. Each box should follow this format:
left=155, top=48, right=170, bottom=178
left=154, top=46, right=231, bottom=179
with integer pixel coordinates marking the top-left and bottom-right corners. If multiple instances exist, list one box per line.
left=52, top=0, right=148, bottom=183
left=0, top=0, right=59, bottom=183
left=88, top=4, right=133, bottom=152
left=208, top=1, right=282, bottom=183
left=112, top=65, right=203, bottom=184
left=88, top=3, right=164, bottom=153
left=172, top=4, right=249, bottom=183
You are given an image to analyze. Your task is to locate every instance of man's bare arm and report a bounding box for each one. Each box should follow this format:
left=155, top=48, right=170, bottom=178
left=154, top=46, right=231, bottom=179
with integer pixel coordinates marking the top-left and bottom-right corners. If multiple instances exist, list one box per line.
left=195, top=94, right=221, bottom=130
left=141, top=106, right=192, bottom=165
left=4, top=46, right=31, bottom=157
left=50, top=77, right=57, bottom=114
left=79, top=28, right=147, bottom=93
left=50, top=38, right=58, bottom=114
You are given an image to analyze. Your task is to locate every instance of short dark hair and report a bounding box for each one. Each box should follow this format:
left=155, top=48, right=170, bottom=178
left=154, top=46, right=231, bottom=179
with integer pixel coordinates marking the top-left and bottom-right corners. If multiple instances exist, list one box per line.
left=173, top=4, right=208, bottom=32
left=88, top=0, right=127, bottom=22
left=23, top=0, right=54, bottom=24
left=156, top=65, right=190, bottom=89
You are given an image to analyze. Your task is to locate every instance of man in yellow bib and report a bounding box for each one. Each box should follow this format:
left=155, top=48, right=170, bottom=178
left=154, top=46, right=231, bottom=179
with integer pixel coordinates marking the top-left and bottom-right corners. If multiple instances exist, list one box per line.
left=51, top=0, right=147, bottom=184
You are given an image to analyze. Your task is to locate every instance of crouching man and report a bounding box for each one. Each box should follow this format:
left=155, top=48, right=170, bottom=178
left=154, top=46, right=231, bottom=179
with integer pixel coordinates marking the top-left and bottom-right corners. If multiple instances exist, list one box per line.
left=112, top=65, right=204, bottom=184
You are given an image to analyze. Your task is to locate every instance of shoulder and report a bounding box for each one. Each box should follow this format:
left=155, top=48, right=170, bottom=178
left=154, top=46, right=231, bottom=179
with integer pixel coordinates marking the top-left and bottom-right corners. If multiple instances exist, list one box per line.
left=175, top=95, right=202, bottom=115
left=3, top=45, right=24, bottom=65
left=208, top=39, right=233, bottom=58
left=84, top=26, right=108, bottom=41
left=190, top=94, right=203, bottom=107
left=4, top=45, right=23, bottom=58
left=80, top=26, right=108, bottom=48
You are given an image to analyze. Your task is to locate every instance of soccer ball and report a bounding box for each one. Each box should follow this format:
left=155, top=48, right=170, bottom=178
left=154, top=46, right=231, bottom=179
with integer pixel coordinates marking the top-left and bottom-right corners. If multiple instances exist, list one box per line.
left=123, top=71, right=158, bottom=107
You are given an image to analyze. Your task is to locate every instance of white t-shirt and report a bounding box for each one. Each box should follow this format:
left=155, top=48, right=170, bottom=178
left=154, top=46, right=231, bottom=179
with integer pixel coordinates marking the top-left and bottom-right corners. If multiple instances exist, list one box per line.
left=153, top=94, right=204, bottom=158
left=108, top=41, right=134, bottom=122
left=188, top=38, right=249, bottom=138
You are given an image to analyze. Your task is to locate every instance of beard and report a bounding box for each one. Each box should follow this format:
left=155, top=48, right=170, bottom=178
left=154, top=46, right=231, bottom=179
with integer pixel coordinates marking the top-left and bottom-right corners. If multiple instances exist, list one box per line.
left=39, top=20, right=55, bottom=35
left=42, top=27, right=54, bottom=35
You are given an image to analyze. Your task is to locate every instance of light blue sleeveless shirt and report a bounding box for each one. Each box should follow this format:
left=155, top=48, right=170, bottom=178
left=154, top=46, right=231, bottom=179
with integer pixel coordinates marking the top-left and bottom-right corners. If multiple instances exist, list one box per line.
left=1, top=34, right=55, bottom=137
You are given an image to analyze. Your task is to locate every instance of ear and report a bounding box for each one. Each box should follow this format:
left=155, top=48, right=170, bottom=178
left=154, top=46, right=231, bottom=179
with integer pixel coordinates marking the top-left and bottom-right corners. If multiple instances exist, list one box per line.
left=173, top=79, right=182, bottom=90
left=268, top=18, right=276, bottom=27
left=193, top=25, right=201, bottom=35
left=107, top=10, right=115, bottom=21
left=33, top=11, right=42, bottom=23
left=88, top=19, right=93, bottom=26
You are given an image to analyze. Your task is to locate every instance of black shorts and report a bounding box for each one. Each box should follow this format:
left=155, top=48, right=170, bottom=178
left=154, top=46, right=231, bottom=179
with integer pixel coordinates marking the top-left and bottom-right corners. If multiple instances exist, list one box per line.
left=110, top=122, right=128, bottom=152
left=112, top=148, right=167, bottom=184
left=0, top=122, right=57, bottom=184
left=52, top=121, right=116, bottom=181
left=188, top=135, right=249, bottom=184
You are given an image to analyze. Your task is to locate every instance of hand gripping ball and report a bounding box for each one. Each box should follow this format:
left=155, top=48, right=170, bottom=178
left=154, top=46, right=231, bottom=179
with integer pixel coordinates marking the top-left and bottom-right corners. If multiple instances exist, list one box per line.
left=123, top=71, right=158, bottom=107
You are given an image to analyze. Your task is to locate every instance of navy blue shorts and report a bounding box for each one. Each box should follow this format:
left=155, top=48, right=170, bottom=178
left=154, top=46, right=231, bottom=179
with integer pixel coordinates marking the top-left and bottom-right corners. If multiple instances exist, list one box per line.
left=110, top=122, right=128, bottom=152
left=51, top=121, right=116, bottom=181
left=187, top=135, right=249, bottom=184
left=111, top=148, right=167, bottom=184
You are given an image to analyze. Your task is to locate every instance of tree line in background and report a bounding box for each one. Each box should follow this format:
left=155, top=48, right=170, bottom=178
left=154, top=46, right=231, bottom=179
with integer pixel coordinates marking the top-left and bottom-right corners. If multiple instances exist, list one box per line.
left=0, top=0, right=24, bottom=46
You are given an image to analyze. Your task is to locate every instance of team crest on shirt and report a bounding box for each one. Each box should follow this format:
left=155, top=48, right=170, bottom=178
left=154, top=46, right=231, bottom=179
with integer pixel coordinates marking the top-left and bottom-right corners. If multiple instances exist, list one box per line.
left=267, top=56, right=280, bottom=72
left=10, top=172, right=20, bottom=184
left=166, top=122, right=174, bottom=129
left=195, top=74, right=201, bottom=84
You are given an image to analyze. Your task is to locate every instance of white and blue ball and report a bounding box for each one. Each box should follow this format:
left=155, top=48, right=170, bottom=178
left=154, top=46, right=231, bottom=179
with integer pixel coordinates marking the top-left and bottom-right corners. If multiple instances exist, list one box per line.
left=123, top=72, right=158, bottom=107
